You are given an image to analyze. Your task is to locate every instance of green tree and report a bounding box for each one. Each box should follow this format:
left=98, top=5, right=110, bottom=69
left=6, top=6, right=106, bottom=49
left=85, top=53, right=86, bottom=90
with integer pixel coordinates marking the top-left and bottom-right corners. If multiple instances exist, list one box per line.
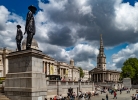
left=121, top=58, right=138, bottom=84
left=78, top=67, right=85, bottom=78
left=121, top=65, right=135, bottom=78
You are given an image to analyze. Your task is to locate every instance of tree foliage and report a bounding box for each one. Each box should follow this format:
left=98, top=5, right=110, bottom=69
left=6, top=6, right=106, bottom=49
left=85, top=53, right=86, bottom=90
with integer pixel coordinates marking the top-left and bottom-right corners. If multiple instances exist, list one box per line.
left=78, top=67, right=85, bottom=78
left=121, top=58, right=138, bottom=84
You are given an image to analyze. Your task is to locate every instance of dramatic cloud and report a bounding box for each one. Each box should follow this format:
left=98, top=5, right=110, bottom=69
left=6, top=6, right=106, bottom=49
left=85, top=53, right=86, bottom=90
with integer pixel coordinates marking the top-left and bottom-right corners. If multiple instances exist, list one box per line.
left=38, top=0, right=138, bottom=47
left=0, top=6, right=24, bottom=49
left=112, top=43, right=138, bottom=68
left=1, top=0, right=138, bottom=71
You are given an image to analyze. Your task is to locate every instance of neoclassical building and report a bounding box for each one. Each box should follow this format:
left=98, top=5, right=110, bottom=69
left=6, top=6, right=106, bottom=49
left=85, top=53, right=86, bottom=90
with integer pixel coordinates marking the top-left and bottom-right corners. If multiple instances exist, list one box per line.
left=0, top=38, right=80, bottom=81
left=89, top=35, right=120, bottom=82
left=82, top=70, right=90, bottom=81
left=0, top=48, right=12, bottom=77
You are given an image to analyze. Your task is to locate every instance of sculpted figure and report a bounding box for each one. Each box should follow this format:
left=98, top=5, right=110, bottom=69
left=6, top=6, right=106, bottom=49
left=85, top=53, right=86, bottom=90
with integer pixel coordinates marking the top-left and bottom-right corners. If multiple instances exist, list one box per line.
left=24, top=5, right=37, bottom=50
left=16, top=25, right=23, bottom=51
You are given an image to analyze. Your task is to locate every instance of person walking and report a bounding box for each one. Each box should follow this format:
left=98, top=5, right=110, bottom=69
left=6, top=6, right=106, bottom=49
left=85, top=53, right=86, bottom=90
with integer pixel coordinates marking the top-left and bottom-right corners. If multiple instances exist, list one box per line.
left=106, top=94, right=108, bottom=100
left=113, top=91, right=117, bottom=99
left=120, top=89, right=122, bottom=94
left=131, top=94, right=135, bottom=100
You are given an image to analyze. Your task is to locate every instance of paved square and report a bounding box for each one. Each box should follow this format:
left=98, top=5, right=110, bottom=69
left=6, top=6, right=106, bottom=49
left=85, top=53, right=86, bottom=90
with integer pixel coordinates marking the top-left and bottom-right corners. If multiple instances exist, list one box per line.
left=89, top=89, right=136, bottom=100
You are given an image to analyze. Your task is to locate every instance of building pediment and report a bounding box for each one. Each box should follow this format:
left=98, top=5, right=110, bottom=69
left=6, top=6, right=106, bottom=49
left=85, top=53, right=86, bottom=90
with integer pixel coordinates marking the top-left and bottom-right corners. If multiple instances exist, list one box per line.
left=89, top=67, right=102, bottom=73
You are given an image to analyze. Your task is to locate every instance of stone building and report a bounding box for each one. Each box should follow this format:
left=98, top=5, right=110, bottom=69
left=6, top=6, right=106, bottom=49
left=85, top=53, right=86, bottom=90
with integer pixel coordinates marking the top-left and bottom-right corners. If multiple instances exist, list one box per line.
left=89, top=34, right=120, bottom=82
left=82, top=70, right=90, bottom=81
left=0, top=38, right=80, bottom=81
left=0, top=48, right=12, bottom=77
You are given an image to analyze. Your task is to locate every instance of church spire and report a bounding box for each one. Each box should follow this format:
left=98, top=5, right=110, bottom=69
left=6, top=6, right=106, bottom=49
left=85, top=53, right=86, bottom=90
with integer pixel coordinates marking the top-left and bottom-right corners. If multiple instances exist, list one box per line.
left=100, top=34, right=103, bottom=49
left=97, top=34, right=106, bottom=70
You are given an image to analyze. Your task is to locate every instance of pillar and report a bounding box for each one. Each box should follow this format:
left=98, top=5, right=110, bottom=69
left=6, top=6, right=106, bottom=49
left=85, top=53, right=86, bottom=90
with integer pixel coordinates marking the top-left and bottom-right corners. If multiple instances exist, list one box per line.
left=103, top=73, right=104, bottom=82
left=47, top=62, right=49, bottom=75
left=48, top=62, right=51, bottom=75
left=43, top=61, right=45, bottom=73
left=97, top=74, right=98, bottom=82
left=94, top=74, right=95, bottom=82
left=100, top=73, right=101, bottom=82
left=110, top=74, right=112, bottom=81
left=45, top=62, right=47, bottom=75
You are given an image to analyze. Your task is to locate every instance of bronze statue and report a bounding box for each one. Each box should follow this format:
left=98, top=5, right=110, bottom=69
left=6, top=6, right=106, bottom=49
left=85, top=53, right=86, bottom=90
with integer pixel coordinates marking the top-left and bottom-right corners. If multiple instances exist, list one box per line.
left=24, top=5, right=37, bottom=50
left=16, top=25, right=23, bottom=51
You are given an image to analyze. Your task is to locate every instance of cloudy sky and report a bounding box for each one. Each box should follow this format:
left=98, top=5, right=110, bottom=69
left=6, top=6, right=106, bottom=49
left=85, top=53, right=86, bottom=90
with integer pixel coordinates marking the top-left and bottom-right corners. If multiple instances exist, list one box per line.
left=0, top=0, right=138, bottom=71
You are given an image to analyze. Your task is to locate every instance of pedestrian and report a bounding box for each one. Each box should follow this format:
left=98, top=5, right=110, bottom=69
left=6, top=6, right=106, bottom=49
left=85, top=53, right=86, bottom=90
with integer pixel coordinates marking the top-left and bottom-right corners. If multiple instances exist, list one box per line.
left=120, top=89, right=122, bottom=94
left=135, top=94, right=138, bottom=100
left=113, top=91, right=117, bottom=99
left=131, top=94, right=135, bottom=100
left=88, top=92, right=91, bottom=100
left=106, top=94, right=108, bottom=100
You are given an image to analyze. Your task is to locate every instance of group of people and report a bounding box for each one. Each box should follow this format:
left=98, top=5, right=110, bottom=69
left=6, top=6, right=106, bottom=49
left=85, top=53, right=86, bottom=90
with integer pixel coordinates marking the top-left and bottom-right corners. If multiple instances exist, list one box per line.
left=131, top=93, right=138, bottom=100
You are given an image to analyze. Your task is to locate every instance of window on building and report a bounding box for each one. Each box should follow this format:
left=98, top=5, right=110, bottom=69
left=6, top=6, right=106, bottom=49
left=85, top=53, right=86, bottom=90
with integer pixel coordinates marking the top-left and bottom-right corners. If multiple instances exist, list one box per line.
left=63, top=69, right=66, bottom=74
left=58, top=68, right=60, bottom=74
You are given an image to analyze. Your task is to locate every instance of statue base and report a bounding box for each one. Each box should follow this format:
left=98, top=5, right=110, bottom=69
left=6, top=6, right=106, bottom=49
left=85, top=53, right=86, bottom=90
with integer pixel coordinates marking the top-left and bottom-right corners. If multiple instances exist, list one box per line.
left=4, top=49, right=47, bottom=100
left=123, top=78, right=131, bottom=88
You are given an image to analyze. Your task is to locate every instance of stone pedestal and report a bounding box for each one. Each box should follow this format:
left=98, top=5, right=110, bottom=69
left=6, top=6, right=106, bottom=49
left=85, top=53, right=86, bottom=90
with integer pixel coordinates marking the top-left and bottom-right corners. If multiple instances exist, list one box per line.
left=4, top=49, right=47, bottom=100
left=123, top=78, right=131, bottom=88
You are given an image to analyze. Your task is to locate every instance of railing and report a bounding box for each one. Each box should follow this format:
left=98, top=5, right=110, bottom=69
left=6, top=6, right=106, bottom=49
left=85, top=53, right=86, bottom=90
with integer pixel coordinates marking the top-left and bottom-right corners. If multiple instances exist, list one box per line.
left=132, top=85, right=138, bottom=89
left=47, top=80, right=94, bottom=86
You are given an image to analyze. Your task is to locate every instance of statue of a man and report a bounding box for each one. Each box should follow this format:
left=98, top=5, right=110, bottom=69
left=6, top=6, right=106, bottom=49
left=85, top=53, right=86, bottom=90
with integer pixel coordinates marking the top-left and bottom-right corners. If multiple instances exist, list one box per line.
left=16, top=25, right=23, bottom=51
left=24, top=5, right=37, bottom=50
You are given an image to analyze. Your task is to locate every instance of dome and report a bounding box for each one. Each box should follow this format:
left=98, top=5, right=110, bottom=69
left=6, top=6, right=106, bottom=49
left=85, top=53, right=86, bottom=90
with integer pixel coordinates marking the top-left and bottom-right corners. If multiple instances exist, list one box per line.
left=22, top=38, right=39, bottom=50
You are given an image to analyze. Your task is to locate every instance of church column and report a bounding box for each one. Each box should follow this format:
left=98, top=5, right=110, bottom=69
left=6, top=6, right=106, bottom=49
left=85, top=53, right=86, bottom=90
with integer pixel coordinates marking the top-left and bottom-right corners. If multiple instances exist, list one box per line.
left=93, top=74, right=94, bottom=82
left=105, top=73, right=107, bottom=81
left=99, top=74, right=101, bottom=82
left=93, top=74, right=95, bottom=82
left=102, top=73, right=104, bottom=82
left=97, top=74, right=98, bottom=82
left=91, top=73, right=93, bottom=81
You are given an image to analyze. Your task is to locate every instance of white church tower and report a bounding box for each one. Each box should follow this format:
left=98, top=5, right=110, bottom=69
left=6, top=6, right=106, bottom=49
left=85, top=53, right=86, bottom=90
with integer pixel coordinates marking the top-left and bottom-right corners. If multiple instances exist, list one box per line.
left=97, top=34, right=106, bottom=70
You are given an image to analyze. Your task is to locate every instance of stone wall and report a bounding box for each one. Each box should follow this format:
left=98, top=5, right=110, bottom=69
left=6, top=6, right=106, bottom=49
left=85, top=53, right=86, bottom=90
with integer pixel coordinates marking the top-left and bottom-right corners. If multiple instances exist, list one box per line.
left=46, top=81, right=94, bottom=99
left=132, top=85, right=138, bottom=89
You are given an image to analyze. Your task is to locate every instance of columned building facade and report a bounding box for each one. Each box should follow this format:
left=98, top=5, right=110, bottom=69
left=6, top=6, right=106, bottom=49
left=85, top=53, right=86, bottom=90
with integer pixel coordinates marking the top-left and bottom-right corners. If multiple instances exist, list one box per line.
left=89, top=34, right=120, bottom=82
left=0, top=38, right=80, bottom=81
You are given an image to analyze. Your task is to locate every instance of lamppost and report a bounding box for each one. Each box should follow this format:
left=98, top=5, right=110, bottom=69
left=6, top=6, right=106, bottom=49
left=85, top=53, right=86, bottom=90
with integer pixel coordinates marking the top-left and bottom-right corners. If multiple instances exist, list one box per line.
left=56, top=78, right=59, bottom=95
left=78, top=79, right=81, bottom=91
left=91, top=72, right=94, bottom=91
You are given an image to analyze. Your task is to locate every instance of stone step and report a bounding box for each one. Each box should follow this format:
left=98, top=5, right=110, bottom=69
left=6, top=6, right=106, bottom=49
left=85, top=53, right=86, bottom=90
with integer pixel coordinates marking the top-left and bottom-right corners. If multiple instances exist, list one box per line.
left=0, top=93, right=10, bottom=100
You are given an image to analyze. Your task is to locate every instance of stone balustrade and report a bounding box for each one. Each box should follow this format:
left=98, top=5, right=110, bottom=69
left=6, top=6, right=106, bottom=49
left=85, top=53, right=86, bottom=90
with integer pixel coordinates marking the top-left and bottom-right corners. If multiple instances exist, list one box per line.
left=47, top=80, right=93, bottom=86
